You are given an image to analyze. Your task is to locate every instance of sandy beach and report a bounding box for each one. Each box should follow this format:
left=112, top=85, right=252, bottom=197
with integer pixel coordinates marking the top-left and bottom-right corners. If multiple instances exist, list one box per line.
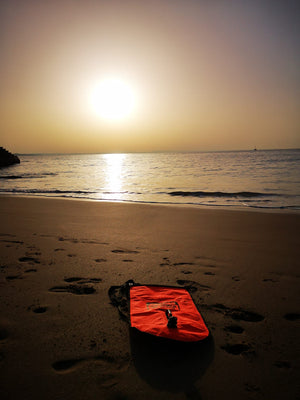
left=0, top=196, right=299, bottom=400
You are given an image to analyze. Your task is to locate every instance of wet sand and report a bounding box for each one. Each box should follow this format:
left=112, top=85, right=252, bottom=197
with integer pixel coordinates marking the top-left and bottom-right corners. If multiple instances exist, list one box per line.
left=0, top=196, right=299, bottom=399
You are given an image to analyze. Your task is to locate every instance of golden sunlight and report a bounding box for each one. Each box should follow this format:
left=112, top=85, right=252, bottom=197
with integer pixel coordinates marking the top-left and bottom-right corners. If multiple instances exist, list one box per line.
left=89, top=78, right=137, bottom=122
left=103, top=153, right=126, bottom=198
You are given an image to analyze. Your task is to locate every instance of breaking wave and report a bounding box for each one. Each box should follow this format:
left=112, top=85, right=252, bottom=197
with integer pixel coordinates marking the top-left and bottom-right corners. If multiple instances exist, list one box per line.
left=0, top=172, right=57, bottom=180
left=168, top=191, right=280, bottom=198
left=0, top=189, right=96, bottom=195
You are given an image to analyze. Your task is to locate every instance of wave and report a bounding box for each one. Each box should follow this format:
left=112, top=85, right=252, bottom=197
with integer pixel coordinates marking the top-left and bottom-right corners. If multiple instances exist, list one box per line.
left=0, top=188, right=141, bottom=196
left=0, top=173, right=58, bottom=180
left=102, top=191, right=142, bottom=195
left=0, top=189, right=96, bottom=195
left=0, top=175, right=24, bottom=180
left=168, top=191, right=279, bottom=198
left=0, top=188, right=298, bottom=210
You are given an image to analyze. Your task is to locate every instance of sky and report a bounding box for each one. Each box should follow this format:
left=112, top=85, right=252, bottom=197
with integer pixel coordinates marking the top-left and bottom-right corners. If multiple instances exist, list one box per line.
left=0, top=0, right=299, bottom=153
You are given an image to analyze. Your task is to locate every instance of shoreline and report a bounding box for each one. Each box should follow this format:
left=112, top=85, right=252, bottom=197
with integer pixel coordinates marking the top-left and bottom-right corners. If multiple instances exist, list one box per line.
left=1, top=193, right=299, bottom=215
left=1, top=195, right=299, bottom=399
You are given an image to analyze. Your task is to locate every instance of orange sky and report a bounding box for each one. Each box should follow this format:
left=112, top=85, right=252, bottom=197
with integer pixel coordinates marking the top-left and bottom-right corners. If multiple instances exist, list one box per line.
left=1, top=0, right=299, bottom=153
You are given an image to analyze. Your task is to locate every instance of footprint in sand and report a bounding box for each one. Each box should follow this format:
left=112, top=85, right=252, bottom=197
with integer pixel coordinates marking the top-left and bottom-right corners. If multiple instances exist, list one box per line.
left=0, top=239, right=24, bottom=244
left=283, top=313, right=300, bottom=321
left=173, top=262, right=195, bottom=266
left=0, top=325, right=9, bottom=341
left=221, top=343, right=252, bottom=355
left=111, top=249, right=139, bottom=254
left=32, top=306, right=48, bottom=314
left=229, top=309, right=264, bottom=322
left=26, top=249, right=41, bottom=256
left=64, top=277, right=102, bottom=284
left=58, top=237, right=79, bottom=243
left=52, top=358, right=83, bottom=372
left=95, top=258, right=107, bottom=263
left=6, top=275, right=23, bottom=281
left=19, top=256, right=40, bottom=264
left=0, top=325, right=8, bottom=361
left=52, top=351, right=129, bottom=388
left=224, top=325, right=244, bottom=334
left=81, top=239, right=109, bottom=245
left=244, top=383, right=261, bottom=393
left=211, top=304, right=264, bottom=322
left=87, top=278, right=102, bottom=283
left=49, top=276, right=102, bottom=295
left=160, top=257, right=171, bottom=266
left=274, top=360, right=291, bottom=369
left=177, top=279, right=212, bottom=293
left=64, top=277, right=83, bottom=282
left=195, top=255, right=214, bottom=261
left=49, top=284, right=96, bottom=295
left=57, top=237, right=109, bottom=245
left=195, top=256, right=218, bottom=268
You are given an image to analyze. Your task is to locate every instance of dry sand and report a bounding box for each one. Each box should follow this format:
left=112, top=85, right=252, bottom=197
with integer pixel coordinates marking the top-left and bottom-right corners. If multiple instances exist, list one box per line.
left=0, top=196, right=299, bottom=400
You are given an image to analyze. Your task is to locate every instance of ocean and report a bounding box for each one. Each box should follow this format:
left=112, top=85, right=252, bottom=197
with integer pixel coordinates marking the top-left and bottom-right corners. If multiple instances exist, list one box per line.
left=0, top=149, right=299, bottom=211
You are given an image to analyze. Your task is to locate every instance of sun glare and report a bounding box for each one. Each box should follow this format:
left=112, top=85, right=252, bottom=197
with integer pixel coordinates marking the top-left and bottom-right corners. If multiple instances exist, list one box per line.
left=89, top=78, right=137, bottom=122
left=103, top=153, right=126, bottom=197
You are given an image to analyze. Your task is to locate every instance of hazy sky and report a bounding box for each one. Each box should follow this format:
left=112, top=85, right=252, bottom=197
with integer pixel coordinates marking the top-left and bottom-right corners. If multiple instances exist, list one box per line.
left=1, top=0, right=299, bottom=153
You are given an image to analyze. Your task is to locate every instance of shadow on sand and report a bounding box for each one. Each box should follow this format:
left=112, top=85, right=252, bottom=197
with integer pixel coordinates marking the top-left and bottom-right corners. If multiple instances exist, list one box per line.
left=130, top=329, right=214, bottom=399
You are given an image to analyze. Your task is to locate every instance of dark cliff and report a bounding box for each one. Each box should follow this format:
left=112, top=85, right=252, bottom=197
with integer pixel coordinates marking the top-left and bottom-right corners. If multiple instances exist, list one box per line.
left=0, top=147, right=20, bottom=168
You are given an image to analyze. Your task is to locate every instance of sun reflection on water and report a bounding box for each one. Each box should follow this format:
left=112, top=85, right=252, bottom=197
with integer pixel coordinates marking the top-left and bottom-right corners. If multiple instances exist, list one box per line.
left=103, top=153, right=126, bottom=199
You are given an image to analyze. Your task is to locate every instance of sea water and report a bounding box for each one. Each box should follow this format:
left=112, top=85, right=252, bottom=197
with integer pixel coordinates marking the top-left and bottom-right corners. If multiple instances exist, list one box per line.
left=0, top=149, right=299, bottom=210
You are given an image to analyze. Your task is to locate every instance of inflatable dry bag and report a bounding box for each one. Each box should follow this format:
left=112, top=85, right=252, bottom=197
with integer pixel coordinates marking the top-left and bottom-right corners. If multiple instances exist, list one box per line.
left=109, top=280, right=209, bottom=342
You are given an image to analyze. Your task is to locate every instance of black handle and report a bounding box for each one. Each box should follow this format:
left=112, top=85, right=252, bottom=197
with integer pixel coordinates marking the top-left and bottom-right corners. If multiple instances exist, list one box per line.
left=165, top=309, right=177, bottom=328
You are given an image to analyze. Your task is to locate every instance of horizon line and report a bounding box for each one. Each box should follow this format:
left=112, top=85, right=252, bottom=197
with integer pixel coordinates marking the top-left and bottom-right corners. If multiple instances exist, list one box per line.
left=14, top=147, right=300, bottom=155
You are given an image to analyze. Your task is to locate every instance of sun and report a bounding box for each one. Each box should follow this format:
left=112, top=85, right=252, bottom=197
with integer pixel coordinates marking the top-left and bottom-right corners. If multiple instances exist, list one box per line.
left=89, top=78, right=137, bottom=122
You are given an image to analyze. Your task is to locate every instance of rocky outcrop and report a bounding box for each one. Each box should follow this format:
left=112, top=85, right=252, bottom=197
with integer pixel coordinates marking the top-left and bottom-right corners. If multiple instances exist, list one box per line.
left=0, top=147, right=20, bottom=168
